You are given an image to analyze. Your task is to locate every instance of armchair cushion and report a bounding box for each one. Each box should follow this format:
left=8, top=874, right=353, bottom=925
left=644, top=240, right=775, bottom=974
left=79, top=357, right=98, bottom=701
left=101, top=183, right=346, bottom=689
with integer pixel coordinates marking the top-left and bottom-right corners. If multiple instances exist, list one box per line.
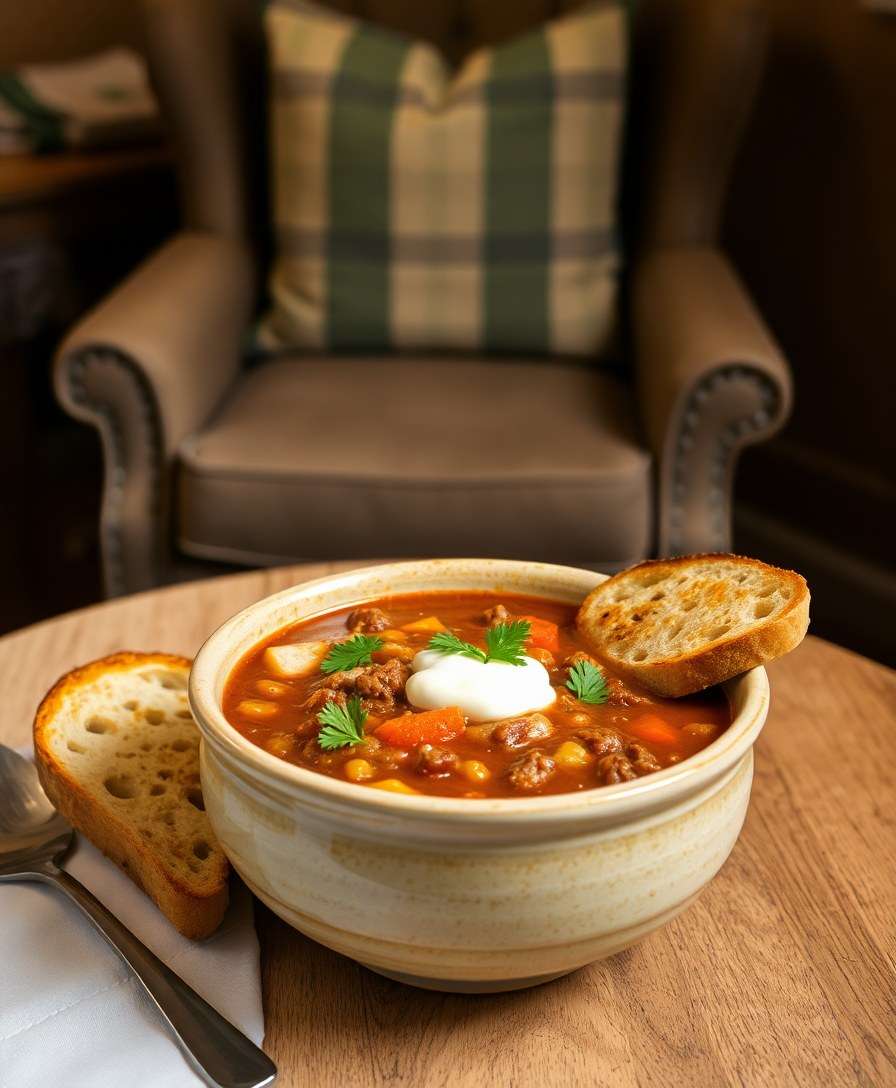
left=177, top=358, right=651, bottom=568
left=260, top=0, right=626, bottom=356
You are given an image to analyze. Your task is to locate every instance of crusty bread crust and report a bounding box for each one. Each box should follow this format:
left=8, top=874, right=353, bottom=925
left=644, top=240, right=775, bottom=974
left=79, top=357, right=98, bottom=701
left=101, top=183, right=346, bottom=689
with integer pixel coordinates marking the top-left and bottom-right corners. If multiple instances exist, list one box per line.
left=576, top=554, right=810, bottom=697
left=33, top=652, right=229, bottom=939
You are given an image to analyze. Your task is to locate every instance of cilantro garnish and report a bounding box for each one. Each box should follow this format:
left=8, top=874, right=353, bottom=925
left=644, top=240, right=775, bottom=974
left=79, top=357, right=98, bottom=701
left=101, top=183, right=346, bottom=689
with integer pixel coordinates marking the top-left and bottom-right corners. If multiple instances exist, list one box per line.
left=566, top=660, right=609, bottom=705
left=320, top=634, right=383, bottom=675
left=427, top=620, right=531, bottom=667
left=317, top=695, right=367, bottom=749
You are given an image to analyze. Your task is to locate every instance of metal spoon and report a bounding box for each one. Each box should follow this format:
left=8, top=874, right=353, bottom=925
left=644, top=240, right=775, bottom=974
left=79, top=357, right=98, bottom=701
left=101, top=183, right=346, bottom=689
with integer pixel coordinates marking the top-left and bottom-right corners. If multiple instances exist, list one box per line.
left=0, top=744, right=277, bottom=1088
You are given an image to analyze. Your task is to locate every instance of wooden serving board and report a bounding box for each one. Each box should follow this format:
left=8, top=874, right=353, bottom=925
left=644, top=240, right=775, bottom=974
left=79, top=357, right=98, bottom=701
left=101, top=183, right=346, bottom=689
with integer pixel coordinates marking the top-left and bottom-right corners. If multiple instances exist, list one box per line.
left=0, top=561, right=893, bottom=1086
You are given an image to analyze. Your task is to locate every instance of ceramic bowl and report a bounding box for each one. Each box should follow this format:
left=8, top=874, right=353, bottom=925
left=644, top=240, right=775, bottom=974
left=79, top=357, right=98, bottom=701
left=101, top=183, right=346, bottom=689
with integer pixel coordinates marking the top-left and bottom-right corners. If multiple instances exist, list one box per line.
left=189, top=559, right=769, bottom=992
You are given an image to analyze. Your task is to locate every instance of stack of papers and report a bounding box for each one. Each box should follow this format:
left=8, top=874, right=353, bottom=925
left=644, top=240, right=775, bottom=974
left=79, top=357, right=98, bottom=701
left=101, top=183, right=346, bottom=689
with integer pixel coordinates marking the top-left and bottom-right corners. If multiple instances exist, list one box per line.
left=0, top=49, right=160, bottom=155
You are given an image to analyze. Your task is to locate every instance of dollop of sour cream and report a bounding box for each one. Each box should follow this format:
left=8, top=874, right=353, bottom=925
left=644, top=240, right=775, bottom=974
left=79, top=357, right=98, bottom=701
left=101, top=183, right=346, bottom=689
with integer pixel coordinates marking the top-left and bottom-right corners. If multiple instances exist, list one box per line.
left=405, top=650, right=557, bottom=723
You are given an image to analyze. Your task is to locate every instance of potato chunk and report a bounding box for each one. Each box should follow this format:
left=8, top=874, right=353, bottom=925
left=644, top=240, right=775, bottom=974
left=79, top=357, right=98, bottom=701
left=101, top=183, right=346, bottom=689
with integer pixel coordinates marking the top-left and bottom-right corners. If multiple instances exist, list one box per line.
left=263, top=641, right=328, bottom=678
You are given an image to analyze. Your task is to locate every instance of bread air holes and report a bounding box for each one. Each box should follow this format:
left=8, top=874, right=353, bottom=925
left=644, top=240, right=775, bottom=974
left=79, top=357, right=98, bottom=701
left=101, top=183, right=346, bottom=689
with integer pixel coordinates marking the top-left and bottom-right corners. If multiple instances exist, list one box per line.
left=754, top=600, right=776, bottom=619
left=185, top=787, right=205, bottom=811
left=150, top=784, right=166, bottom=796
left=171, top=739, right=192, bottom=752
left=123, top=700, right=138, bottom=711
left=86, top=716, right=116, bottom=734
left=192, top=840, right=210, bottom=861
left=708, top=624, right=731, bottom=641
left=143, top=669, right=187, bottom=690
left=67, top=740, right=87, bottom=754
left=104, top=774, right=137, bottom=799
left=144, top=708, right=165, bottom=725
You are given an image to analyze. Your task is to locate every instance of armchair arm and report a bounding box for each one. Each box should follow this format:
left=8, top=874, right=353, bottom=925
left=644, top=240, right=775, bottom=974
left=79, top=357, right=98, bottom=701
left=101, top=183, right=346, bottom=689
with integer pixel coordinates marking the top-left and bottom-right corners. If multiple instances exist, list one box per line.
left=633, top=246, right=791, bottom=556
left=54, top=231, right=255, bottom=595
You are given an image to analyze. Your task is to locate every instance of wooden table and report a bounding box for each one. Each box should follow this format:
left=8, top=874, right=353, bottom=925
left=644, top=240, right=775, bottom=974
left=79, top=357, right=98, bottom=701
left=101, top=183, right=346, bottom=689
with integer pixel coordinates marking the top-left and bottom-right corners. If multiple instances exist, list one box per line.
left=1, top=563, right=894, bottom=1086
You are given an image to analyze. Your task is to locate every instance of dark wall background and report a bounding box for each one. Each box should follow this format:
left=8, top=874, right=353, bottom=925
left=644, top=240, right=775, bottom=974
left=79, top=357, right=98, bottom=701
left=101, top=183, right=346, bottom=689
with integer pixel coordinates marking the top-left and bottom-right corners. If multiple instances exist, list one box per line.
left=726, top=0, right=895, bottom=665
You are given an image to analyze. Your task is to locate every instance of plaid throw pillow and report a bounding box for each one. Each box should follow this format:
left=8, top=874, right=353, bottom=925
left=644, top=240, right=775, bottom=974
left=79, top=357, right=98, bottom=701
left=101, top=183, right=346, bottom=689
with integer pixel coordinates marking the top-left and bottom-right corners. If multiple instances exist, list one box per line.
left=260, top=0, right=626, bottom=356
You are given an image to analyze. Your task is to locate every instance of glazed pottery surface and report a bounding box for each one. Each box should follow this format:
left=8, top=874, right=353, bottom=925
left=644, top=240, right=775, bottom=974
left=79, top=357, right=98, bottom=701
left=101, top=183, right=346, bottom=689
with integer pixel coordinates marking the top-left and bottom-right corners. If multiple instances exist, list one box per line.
left=189, top=560, right=769, bottom=992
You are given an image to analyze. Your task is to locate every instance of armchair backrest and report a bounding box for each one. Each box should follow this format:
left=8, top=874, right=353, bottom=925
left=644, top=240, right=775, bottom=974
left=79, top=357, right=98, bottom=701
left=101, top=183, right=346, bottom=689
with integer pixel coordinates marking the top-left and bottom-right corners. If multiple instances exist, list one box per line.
left=142, top=0, right=766, bottom=263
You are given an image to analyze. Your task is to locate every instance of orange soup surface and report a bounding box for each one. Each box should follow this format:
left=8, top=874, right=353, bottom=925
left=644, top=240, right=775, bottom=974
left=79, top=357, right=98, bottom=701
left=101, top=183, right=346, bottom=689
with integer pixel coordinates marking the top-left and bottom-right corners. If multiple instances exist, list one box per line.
left=223, top=592, right=730, bottom=798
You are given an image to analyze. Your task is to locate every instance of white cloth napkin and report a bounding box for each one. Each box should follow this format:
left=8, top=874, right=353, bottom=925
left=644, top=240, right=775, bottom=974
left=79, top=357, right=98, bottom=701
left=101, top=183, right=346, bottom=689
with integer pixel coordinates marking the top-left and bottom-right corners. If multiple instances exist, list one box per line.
left=0, top=753, right=264, bottom=1088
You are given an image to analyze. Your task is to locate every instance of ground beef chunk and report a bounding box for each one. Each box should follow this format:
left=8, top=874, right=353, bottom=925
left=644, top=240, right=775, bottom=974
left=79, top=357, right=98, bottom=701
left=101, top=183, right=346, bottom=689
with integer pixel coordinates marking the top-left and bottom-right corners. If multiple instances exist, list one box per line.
left=561, top=652, right=652, bottom=707
left=508, top=750, right=556, bottom=791
left=492, top=713, right=553, bottom=750
left=302, top=687, right=347, bottom=712
left=575, top=725, right=624, bottom=757
left=607, top=678, right=652, bottom=707
left=355, top=658, right=410, bottom=700
left=328, top=667, right=366, bottom=691
left=596, top=744, right=661, bottom=785
left=327, top=658, right=410, bottom=713
left=347, top=607, right=390, bottom=633
left=481, top=604, right=511, bottom=627
left=626, top=743, right=661, bottom=774
left=561, top=651, right=599, bottom=679
left=416, top=744, right=457, bottom=777
left=597, top=753, right=638, bottom=785
left=556, top=690, right=579, bottom=712
left=300, top=736, right=344, bottom=770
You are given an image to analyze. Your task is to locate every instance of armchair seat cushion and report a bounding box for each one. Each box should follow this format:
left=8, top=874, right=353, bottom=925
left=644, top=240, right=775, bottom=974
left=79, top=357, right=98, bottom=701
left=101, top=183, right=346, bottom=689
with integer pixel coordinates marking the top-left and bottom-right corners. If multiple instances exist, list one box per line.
left=177, top=358, right=652, bottom=567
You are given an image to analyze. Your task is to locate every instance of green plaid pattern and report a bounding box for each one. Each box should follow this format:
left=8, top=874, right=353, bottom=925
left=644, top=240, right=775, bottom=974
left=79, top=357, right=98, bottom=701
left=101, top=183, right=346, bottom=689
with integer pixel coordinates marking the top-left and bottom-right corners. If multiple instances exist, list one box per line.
left=260, top=0, right=626, bottom=356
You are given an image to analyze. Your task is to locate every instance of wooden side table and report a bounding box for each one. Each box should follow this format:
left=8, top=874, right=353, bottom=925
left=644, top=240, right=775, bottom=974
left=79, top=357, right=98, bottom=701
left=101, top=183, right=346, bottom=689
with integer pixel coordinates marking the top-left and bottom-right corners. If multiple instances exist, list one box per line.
left=0, top=146, right=178, bottom=631
left=0, top=561, right=893, bottom=1087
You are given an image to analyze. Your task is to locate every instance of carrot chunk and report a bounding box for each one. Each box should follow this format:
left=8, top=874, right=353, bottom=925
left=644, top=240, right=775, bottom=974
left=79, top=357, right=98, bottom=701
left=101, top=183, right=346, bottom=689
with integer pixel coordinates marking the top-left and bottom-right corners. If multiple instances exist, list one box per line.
left=375, top=707, right=465, bottom=747
left=629, top=714, right=680, bottom=746
left=521, top=616, right=561, bottom=654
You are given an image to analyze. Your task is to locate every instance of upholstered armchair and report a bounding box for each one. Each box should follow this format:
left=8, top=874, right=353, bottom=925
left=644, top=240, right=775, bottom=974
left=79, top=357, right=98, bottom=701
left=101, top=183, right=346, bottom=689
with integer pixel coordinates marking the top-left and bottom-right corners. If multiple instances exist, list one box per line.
left=54, top=0, right=790, bottom=597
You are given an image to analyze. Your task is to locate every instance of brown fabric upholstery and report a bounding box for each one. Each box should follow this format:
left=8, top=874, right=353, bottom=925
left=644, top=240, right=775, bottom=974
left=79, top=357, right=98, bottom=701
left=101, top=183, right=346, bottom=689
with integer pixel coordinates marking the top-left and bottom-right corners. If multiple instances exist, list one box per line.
left=633, top=247, right=792, bottom=555
left=177, top=359, right=651, bottom=567
left=53, top=0, right=794, bottom=596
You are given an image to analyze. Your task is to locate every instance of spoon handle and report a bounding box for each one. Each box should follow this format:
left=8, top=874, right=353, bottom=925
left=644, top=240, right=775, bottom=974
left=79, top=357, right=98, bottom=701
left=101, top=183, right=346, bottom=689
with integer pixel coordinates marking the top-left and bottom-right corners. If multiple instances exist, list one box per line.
left=35, top=864, right=276, bottom=1088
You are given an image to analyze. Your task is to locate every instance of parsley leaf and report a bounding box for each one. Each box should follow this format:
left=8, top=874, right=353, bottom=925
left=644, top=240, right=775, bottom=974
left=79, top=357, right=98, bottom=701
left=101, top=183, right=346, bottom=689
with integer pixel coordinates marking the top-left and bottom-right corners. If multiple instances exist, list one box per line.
left=566, top=660, right=609, bottom=705
left=321, top=634, right=383, bottom=674
left=427, top=621, right=531, bottom=667
left=317, top=695, right=367, bottom=749
left=484, top=620, right=531, bottom=665
left=427, top=631, right=487, bottom=662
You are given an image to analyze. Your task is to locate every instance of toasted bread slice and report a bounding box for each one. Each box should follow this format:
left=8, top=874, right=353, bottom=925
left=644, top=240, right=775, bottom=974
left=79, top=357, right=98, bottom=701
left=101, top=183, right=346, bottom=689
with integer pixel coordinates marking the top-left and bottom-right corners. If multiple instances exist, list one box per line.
left=33, top=652, right=228, bottom=939
left=577, top=554, right=809, bottom=697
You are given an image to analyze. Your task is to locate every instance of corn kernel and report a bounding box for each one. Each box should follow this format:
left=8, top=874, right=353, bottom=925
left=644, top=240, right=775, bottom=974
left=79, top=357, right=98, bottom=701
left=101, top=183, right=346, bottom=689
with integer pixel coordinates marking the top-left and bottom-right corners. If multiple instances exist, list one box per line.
left=369, top=778, right=420, bottom=794
left=237, top=699, right=279, bottom=720
left=552, top=740, right=591, bottom=769
left=255, top=678, right=290, bottom=698
left=264, top=734, right=294, bottom=758
left=344, top=758, right=376, bottom=782
left=459, top=759, right=491, bottom=784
